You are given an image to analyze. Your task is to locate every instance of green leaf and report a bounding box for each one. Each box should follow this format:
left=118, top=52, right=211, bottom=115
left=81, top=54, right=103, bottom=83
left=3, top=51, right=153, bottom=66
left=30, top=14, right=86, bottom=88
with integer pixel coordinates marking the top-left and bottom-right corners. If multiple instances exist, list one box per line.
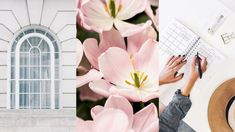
left=76, top=24, right=99, bottom=43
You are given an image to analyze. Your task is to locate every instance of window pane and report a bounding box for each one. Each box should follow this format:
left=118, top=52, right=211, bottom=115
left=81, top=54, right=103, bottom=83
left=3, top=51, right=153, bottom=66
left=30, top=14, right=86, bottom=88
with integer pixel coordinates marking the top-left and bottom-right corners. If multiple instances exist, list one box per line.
left=41, top=81, right=50, bottom=93
left=53, top=42, right=59, bottom=52
left=55, top=80, right=59, bottom=93
left=20, top=53, right=29, bottom=66
left=30, top=49, right=40, bottom=65
left=11, top=41, right=17, bottom=52
left=15, top=32, right=24, bottom=42
left=24, top=29, right=34, bottom=35
left=11, top=53, right=15, bottom=65
left=19, top=94, right=29, bottom=108
left=10, top=94, right=15, bottom=109
left=46, top=33, right=54, bottom=41
left=19, top=81, right=29, bottom=93
left=20, top=67, right=29, bottom=79
left=55, top=67, right=59, bottom=79
left=41, top=53, right=50, bottom=65
left=28, top=37, right=41, bottom=47
left=55, top=94, right=59, bottom=109
left=36, top=29, right=45, bottom=35
left=30, top=94, right=40, bottom=108
left=41, top=67, right=50, bottom=79
left=30, top=81, right=40, bottom=93
left=20, top=40, right=31, bottom=52
left=30, top=67, right=40, bottom=79
left=55, top=53, right=59, bottom=65
left=39, top=40, right=50, bottom=52
left=41, top=94, right=50, bottom=109
left=11, top=80, right=15, bottom=93
left=11, top=67, right=15, bottom=79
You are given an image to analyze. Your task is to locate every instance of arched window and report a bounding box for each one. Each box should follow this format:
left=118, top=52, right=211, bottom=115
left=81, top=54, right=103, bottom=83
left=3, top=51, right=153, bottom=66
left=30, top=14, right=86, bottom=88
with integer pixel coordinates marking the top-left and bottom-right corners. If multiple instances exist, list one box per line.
left=8, top=27, right=60, bottom=109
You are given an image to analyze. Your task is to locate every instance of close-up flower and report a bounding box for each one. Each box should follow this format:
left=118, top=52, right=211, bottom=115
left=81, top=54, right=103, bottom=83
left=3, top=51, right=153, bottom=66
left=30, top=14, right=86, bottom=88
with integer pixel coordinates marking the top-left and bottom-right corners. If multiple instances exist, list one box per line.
left=77, top=95, right=159, bottom=132
left=77, top=0, right=152, bottom=37
left=89, top=40, right=159, bottom=102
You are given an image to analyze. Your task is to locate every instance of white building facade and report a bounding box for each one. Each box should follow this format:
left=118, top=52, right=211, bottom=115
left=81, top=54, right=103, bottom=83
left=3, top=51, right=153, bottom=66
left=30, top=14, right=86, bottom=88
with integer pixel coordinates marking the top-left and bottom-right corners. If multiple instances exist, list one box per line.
left=0, top=0, right=77, bottom=131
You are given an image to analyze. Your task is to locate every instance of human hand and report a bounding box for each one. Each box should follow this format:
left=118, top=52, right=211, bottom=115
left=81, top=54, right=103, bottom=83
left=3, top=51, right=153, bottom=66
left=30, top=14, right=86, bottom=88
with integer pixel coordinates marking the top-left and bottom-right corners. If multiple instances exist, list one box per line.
left=159, top=55, right=187, bottom=85
left=188, top=55, right=207, bottom=81
left=181, top=54, right=207, bottom=96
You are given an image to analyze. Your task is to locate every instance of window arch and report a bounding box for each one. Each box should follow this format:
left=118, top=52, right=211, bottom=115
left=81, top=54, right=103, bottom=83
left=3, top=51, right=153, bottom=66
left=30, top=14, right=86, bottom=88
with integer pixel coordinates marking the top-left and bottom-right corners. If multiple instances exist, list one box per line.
left=8, top=26, right=60, bottom=109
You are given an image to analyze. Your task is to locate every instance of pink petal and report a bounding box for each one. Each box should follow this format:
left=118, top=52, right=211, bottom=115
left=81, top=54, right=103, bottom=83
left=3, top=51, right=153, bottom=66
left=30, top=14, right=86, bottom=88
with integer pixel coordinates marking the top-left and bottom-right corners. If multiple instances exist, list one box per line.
left=91, top=105, right=104, bottom=119
left=81, top=0, right=114, bottom=32
left=117, top=0, right=147, bottom=20
left=76, top=40, right=83, bottom=67
left=99, top=28, right=126, bottom=52
left=77, top=118, right=93, bottom=132
left=114, top=19, right=152, bottom=37
left=132, top=103, right=158, bottom=132
left=83, top=38, right=101, bottom=69
left=93, top=109, right=130, bottom=132
left=77, top=69, right=103, bottom=87
left=127, top=26, right=157, bottom=54
left=145, top=4, right=158, bottom=29
left=133, top=39, right=159, bottom=80
left=89, top=79, right=113, bottom=97
left=109, top=86, right=142, bottom=102
left=105, top=95, right=134, bottom=126
left=98, top=47, right=133, bottom=87
left=79, top=86, right=104, bottom=101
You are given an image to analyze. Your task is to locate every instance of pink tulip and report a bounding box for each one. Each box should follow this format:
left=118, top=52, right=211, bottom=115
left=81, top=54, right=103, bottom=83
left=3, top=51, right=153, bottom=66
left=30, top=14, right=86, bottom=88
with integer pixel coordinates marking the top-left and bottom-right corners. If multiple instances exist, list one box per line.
left=77, top=95, right=159, bottom=132
left=76, top=39, right=83, bottom=67
left=145, top=0, right=158, bottom=29
left=77, top=27, right=156, bottom=88
left=77, top=0, right=152, bottom=37
left=89, top=39, right=159, bottom=102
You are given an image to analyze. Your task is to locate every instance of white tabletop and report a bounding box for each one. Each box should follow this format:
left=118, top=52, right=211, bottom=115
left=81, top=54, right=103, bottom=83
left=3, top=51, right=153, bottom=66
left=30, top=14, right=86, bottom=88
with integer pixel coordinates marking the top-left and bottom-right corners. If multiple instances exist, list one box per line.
left=160, top=0, right=235, bottom=131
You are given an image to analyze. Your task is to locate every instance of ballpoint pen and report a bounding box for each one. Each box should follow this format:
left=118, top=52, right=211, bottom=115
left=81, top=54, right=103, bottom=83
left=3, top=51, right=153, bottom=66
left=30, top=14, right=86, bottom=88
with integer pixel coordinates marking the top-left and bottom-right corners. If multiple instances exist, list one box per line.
left=196, top=52, right=202, bottom=79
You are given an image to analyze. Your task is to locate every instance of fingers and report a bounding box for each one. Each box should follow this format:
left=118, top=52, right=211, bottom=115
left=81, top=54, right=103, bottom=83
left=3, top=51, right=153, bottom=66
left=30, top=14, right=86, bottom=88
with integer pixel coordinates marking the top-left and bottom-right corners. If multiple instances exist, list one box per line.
left=191, top=56, right=196, bottom=68
left=173, top=60, right=187, bottom=71
left=171, top=73, right=184, bottom=82
left=166, top=55, right=175, bottom=65
left=200, top=56, right=207, bottom=72
left=168, top=55, right=180, bottom=66
left=171, top=56, right=185, bottom=67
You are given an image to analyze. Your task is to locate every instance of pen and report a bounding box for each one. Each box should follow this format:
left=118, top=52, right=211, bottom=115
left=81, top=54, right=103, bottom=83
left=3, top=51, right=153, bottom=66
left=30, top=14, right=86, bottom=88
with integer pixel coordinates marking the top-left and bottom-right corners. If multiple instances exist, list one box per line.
left=196, top=52, right=202, bottom=79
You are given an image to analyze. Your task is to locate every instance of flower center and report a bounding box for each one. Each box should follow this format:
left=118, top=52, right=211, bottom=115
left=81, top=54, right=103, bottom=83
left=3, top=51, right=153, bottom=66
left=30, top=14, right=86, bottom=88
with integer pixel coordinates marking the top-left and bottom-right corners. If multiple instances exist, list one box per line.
left=104, top=0, right=122, bottom=18
left=125, top=71, right=148, bottom=88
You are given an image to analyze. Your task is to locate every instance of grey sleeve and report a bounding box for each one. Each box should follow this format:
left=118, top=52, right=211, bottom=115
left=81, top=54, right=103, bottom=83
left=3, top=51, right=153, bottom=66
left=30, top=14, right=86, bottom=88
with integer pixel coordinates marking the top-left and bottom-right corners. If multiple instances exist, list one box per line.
left=159, top=89, right=192, bottom=132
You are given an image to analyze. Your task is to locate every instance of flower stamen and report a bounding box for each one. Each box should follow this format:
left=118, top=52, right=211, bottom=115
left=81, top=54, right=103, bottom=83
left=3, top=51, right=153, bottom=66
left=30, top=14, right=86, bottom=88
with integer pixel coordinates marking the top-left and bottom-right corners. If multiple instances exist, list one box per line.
left=125, top=71, right=148, bottom=88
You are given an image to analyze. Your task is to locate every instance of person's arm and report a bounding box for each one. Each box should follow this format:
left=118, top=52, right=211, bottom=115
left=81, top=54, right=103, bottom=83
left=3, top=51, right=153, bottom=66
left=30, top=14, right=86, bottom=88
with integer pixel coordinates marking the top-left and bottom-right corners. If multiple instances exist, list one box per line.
left=159, top=55, right=186, bottom=85
left=159, top=55, right=207, bottom=132
left=181, top=55, right=207, bottom=96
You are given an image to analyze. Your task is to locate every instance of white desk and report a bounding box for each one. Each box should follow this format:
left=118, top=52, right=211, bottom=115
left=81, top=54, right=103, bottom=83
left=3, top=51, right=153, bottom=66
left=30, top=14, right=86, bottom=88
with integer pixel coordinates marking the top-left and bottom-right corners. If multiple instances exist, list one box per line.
left=160, top=0, right=235, bottom=131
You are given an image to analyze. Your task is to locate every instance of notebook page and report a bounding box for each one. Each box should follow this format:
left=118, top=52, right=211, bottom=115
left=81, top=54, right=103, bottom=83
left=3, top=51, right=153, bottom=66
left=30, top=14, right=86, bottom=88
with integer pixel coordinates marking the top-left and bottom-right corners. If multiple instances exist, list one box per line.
left=159, top=19, right=225, bottom=106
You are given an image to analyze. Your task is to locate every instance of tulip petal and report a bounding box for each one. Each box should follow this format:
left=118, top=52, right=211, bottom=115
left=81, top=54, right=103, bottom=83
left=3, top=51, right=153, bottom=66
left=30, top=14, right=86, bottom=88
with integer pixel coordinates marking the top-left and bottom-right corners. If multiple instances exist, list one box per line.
left=117, top=0, right=147, bottom=20
left=98, top=47, right=133, bottom=87
left=89, top=79, right=113, bottom=97
left=127, top=26, right=157, bottom=54
left=76, top=40, right=83, bottom=67
left=105, top=95, right=134, bottom=125
left=99, top=28, right=126, bottom=52
left=83, top=38, right=101, bottom=69
left=133, top=39, right=158, bottom=80
left=77, top=69, right=103, bottom=87
left=93, top=109, right=130, bottom=132
left=114, top=19, right=152, bottom=37
left=79, top=85, right=104, bottom=101
left=109, top=86, right=142, bottom=102
left=91, top=105, right=104, bottom=119
left=82, top=0, right=114, bottom=32
left=77, top=118, right=93, bottom=132
left=133, top=103, right=158, bottom=132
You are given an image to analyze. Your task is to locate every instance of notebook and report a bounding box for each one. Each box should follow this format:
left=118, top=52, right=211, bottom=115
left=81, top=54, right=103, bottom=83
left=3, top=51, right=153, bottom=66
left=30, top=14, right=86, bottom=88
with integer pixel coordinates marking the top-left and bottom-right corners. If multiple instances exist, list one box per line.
left=159, top=19, right=225, bottom=105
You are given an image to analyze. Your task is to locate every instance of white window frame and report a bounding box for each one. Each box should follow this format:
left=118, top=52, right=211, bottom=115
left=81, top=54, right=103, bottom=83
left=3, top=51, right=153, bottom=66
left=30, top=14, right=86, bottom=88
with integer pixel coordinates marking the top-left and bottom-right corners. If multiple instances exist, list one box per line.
left=7, top=26, right=61, bottom=109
